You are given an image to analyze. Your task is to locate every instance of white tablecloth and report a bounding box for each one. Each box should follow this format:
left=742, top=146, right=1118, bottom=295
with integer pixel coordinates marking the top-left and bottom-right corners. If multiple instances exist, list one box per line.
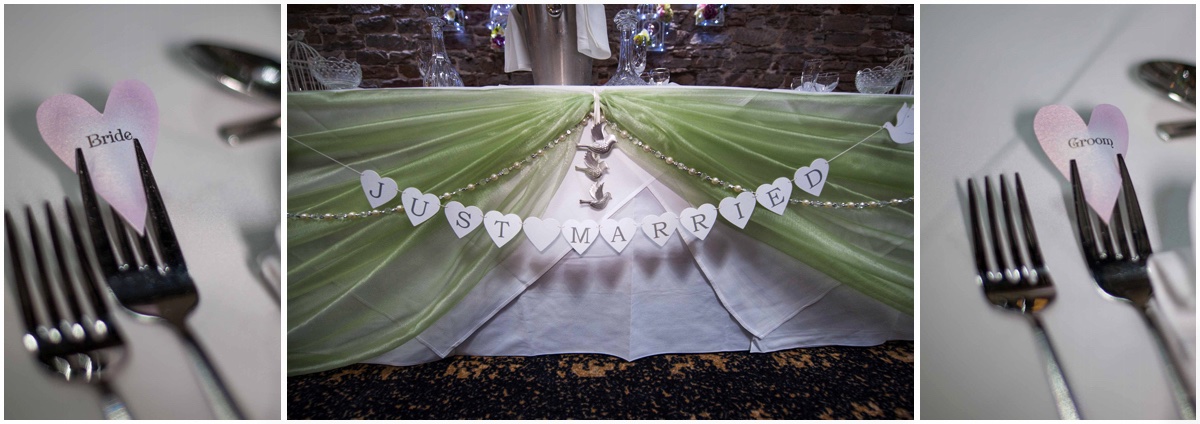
left=921, top=4, right=1195, bottom=420
left=4, top=5, right=280, bottom=419
left=364, top=88, right=913, bottom=367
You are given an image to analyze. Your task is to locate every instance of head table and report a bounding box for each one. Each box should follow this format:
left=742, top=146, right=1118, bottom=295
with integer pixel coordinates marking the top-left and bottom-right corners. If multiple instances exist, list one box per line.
left=287, top=86, right=914, bottom=376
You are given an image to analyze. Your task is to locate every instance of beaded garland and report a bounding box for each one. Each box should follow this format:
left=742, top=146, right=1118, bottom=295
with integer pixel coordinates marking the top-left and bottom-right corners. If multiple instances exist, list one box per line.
left=287, top=113, right=913, bottom=221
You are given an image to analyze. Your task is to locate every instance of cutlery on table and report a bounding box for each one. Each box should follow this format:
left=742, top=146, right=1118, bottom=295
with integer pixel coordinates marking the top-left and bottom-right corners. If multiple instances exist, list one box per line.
left=183, top=43, right=281, bottom=146
left=965, top=174, right=1082, bottom=419
left=76, top=142, right=246, bottom=419
left=6, top=202, right=132, bottom=420
left=1069, top=156, right=1196, bottom=419
left=1136, top=61, right=1196, bottom=141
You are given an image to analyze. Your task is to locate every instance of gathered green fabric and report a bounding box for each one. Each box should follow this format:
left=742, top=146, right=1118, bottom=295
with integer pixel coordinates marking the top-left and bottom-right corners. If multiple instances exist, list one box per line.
left=600, top=89, right=913, bottom=314
left=287, top=87, right=913, bottom=376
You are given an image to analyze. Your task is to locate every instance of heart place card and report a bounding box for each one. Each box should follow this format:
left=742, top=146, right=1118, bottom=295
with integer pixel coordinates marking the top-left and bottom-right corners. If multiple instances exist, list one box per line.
left=36, top=80, right=159, bottom=233
left=1033, top=104, right=1128, bottom=223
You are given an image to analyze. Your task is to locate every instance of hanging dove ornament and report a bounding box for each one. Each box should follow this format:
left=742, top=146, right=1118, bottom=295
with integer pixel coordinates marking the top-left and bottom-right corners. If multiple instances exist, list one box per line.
left=575, top=150, right=609, bottom=181
left=578, top=121, right=618, bottom=156
left=577, top=138, right=617, bottom=155
left=885, top=103, right=914, bottom=144
left=580, top=181, right=613, bottom=209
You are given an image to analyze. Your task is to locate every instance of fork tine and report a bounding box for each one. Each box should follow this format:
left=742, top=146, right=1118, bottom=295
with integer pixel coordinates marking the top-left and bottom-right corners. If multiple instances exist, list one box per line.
left=6, top=211, right=42, bottom=338
left=1096, top=212, right=1114, bottom=260
left=1014, top=174, right=1047, bottom=269
left=65, top=199, right=111, bottom=320
left=135, top=139, right=185, bottom=270
left=1070, top=160, right=1101, bottom=263
left=25, top=206, right=65, bottom=333
left=77, top=149, right=120, bottom=276
left=983, top=176, right=1011, bottom=280
left=109, top=206, right=138, bottom=270
left=43, top=202, right=86, bottom=341
left=1117, top=154, right=1153, bottom=257
left=967, top=179, right=991, bottom=279
left=999, top=175, right=1026, bottom=273
left=1110, top=196, right=1131, bottom=260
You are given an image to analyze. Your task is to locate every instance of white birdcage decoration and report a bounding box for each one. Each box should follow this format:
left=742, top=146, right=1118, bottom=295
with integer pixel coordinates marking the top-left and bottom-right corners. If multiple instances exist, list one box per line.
left=890, top=45, right=913, bottom=95
left=288, top=31, right=324, bottom=91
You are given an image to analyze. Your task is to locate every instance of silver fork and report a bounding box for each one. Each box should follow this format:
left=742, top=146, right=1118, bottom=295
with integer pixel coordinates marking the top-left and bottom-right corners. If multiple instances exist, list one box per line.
left=1069, top=155, right=1195, bottom=419
left=76, top=141, right=245, bottom=419
left=966, top=174, right=1081, bottom=419
left=6, top=201, right=132, bottom=419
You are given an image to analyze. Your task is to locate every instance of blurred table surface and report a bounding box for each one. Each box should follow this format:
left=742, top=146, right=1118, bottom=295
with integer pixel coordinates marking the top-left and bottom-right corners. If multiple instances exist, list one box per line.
left=921, top=4, right=1195, bottom=420
left=4, top=5, right=280, bottom=419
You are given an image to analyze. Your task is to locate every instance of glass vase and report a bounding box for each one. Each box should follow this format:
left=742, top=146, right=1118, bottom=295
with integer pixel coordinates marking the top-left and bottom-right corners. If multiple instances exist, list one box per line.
left=638, top=4, right=666, bottom=53
left=420, top=6, right=464, bottom=87
left=605, top=9, right=649, bottom=86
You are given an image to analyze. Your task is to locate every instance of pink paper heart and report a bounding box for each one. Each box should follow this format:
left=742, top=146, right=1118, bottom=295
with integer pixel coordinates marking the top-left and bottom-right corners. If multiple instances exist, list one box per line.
left=1033, top=104, right=1127, bottom=223
left=36, top=80, right=158, bottom=233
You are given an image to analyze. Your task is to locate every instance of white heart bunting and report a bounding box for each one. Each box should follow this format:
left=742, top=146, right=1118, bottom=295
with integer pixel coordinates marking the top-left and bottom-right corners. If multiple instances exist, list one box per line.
left=483, top=211, right=523, bottom=248
left=444, top=201, right=483, bottom=238
left=599, top=218, right=638, bottom=253
left=561, top=219, right=600, bottom=254
left=755, top=177, right=793, bottom=215
left=401, top=188, right=441, bottom=226
left=523, top=217, right=561, bottom=251
left=678, top=204, right=718, bottom=240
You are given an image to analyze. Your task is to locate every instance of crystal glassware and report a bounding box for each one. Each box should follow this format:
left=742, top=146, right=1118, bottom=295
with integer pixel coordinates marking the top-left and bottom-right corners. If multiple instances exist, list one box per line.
left=309, top=57, right=362, bottom=90
left=855, top=66, right=902, bottom=94
left=650, top=68, right=670, bottom=85
left=814, top=72, right=839, bottom=92
left=605, top=9, right=649, bottom=86
left=420, top=5, right=464, bottom=87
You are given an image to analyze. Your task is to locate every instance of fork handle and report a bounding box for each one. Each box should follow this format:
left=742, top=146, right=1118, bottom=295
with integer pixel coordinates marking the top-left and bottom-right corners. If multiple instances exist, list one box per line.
left=176, top=325, right=247, bottom=419
left=98, top=381, right=132, bottom=420
left=1029, top=315, right=1082, bottom=420
left=1139, top=302, right=1196, bottom=419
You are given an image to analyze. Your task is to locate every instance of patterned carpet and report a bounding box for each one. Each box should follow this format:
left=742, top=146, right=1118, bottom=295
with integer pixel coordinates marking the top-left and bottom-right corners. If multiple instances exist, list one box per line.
left=288, top=341, right=913, bottom=419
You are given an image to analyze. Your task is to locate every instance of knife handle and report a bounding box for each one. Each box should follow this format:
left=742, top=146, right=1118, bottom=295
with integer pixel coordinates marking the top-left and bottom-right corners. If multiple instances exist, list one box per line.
left=218, top=114, right=281, bottom=146
left=1156, top=119, right=1196, bottom=141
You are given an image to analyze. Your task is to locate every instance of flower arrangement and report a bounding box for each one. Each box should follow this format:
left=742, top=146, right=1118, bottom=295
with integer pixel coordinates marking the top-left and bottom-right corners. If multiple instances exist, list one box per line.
left=694, top=4, right=724, bottom=25
left=490, top=25, right=505, bottom=49
left=656, top=4, right=674, bottom=22
left=633, top=29, right=650, bottom=47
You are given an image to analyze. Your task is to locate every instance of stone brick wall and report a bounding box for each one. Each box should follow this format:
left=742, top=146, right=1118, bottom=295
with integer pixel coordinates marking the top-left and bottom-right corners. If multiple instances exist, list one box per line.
left=288, top=4, right=913, bottom=91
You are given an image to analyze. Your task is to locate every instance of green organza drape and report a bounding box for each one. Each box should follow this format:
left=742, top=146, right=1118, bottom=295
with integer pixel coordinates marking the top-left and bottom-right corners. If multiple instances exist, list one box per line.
left=287, top=87, right=913, bottom=376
